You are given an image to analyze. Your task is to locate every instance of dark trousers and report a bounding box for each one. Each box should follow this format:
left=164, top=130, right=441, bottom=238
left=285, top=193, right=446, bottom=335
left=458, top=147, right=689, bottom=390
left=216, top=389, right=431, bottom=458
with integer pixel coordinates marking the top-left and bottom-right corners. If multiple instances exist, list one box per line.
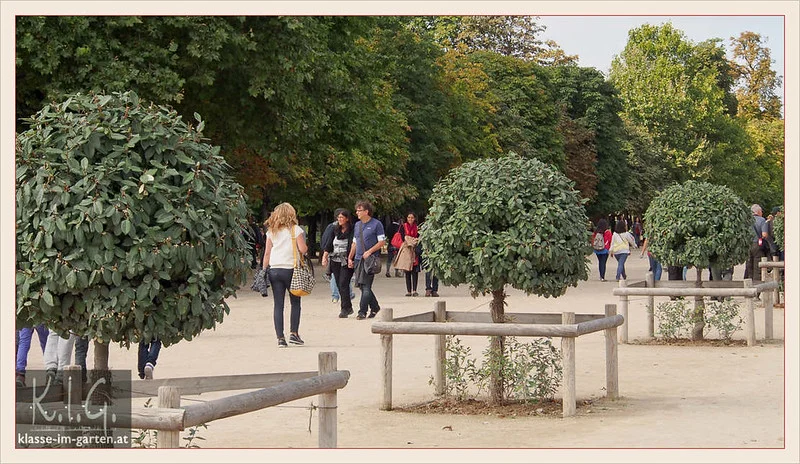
left=137, top=339, right=161, bottom=378
left=744, top=242, right=766, bottom=281
left=357, top=271, right=380, bottom=316
left=405, top=270, right=419, bottom=292
left=425, top=272, right=439, bottom=292
left=268, top=267, right=302, bottom=339
left=331, top=260, right=354, bottom=313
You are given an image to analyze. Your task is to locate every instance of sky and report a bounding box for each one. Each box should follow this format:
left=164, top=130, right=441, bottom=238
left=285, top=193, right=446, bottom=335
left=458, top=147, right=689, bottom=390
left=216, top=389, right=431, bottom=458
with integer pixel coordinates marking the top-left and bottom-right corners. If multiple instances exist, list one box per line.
left=537, top=15, right=785, bottom=94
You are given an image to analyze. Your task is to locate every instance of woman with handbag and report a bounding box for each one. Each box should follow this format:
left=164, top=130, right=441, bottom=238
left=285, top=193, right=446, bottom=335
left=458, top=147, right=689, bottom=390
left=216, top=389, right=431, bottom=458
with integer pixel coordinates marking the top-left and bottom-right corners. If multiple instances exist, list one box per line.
left=397, top=212, right=421, bottom=296
left=321, top=209, right=356, bottom=318
left=609, top=219, right=638, bottom=281
left=262, top=202, right=307, bottom=348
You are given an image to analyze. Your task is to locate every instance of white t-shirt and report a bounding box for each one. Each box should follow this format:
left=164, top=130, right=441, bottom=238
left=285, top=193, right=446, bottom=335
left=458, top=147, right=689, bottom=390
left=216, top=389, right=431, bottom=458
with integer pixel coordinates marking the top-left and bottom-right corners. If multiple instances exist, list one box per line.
left=266, top=225, right=305, bottom=269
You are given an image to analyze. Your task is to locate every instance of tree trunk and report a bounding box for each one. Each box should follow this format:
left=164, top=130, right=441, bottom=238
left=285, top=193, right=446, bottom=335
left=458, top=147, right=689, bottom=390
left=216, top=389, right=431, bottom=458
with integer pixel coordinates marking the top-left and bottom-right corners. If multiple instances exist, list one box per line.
left=691, top=268, right=705, bottom=340
left=488, top=289, right=506, bottom=405
left=89, top=340, right=112, bottom=405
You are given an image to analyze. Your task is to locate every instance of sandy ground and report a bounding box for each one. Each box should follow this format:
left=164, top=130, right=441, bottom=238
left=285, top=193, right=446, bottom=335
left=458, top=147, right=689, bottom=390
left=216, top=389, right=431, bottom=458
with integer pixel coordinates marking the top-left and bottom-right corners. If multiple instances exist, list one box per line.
left=16, top=255, right=797, bottom=463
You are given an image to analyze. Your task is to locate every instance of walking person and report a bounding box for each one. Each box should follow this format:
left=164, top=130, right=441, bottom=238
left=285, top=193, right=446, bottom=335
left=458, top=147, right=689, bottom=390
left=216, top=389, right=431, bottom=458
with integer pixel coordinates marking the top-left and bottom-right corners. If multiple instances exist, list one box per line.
left=424, top=266, right=439, bottom=297
left=744, top=204, right=769, bottom=282
left=137, top=338, right=162, bottom=379
left=322, top=209, right=357, bottom=318
left=321, top=208, right=354, bottom=303
left=591, top=219, right=612, bottom=281
left=348, top=200, right=385, bottom=320
left=399, top=211, right=421, bottom=296
left=639, top=233, right=662, bottom=281
left=609, top=220, right=637, bottom=281
left=262, top=202, right=307, bottom=347
left=42, top=329, right=77, bottom=384
left=15, top=324, right=48, bottom=387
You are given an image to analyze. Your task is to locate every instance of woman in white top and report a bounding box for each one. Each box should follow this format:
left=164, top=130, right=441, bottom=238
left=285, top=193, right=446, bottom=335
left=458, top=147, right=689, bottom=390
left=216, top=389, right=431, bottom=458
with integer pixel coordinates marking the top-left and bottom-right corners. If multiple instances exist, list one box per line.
left=609, top=219, right=638, bottom=281
left=262, top=203, right=307, bottom=348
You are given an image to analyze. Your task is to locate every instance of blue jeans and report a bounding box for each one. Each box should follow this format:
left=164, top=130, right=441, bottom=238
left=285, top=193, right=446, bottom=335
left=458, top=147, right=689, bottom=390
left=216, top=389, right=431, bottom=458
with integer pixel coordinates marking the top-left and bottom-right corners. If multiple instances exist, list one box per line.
left=138, top=339, right=161, bottom=378
left=595, top=251, right=609, bottom=279
left=615, top=253, right=629, bottom=280
left=649, top=256, right=662, bottom=281
left=269, top=267, right=302, bottom=339
left=425, top=272, right=439, bottom=292
left=16, top=325, right=48, bottom=373
left=357, top=268, right=380, bottom=316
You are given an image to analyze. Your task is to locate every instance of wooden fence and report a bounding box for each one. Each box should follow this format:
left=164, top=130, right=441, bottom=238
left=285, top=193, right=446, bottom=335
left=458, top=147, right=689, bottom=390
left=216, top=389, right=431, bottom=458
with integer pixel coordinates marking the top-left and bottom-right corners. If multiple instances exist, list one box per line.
left=369, top=301, right=623, bottom=417
left=16, top=352, right=349, bottom=448
left=612, top=257, right=784, bottom=346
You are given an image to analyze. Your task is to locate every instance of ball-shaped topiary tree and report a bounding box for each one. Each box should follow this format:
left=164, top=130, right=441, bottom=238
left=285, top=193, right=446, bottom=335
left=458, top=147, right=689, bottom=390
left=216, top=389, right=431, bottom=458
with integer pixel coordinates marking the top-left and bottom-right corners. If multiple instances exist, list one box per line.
left=16, top=91, right=250, bottom=370
left=643, top=180, right=751, bottom=340
left=421, top=153, right=590, bottom=403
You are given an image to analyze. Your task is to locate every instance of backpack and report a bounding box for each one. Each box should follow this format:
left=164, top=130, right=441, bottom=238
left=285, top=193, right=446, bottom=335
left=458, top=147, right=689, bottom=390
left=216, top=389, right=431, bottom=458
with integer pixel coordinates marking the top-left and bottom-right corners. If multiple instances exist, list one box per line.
left=592, top=232, right=605, bottom=251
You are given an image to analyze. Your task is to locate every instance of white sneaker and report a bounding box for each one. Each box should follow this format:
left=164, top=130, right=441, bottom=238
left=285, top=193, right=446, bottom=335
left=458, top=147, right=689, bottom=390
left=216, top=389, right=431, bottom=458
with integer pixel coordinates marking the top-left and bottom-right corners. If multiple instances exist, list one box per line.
left=144, top=363, right=154, bottom=380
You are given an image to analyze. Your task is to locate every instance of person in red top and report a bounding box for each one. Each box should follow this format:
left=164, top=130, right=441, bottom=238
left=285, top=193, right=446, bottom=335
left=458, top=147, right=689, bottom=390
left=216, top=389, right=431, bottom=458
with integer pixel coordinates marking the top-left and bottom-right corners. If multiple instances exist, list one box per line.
left=591, top=219, right=613, bottom=281
left=399, top=211, right=421, bottom=296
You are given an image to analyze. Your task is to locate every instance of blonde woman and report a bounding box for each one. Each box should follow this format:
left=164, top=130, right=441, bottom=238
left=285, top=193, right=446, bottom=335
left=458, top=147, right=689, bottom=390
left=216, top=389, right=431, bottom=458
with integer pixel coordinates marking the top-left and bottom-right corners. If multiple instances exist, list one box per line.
left=262, top=203, right=307, bottom=348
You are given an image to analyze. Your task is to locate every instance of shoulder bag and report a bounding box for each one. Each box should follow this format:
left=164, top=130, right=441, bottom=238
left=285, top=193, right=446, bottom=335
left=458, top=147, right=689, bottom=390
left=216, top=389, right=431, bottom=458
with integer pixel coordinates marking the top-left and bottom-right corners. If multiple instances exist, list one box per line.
left=289, top=227, right=315, bottom=297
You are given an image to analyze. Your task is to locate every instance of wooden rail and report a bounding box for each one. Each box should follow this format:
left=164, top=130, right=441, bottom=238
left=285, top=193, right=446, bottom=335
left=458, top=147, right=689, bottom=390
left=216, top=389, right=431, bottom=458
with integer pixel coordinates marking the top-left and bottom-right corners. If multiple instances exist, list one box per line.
left=371, top=302, right=622, bottom=418
left=16, top=352, right=349, bottom=448
left=612, top=258, right=783, bottom=346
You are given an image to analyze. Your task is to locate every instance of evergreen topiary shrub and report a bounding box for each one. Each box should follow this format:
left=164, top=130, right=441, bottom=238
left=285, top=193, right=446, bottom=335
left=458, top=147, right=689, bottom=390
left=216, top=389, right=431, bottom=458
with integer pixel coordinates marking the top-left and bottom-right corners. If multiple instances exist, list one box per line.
left=16, top=91, right=250, bottom=351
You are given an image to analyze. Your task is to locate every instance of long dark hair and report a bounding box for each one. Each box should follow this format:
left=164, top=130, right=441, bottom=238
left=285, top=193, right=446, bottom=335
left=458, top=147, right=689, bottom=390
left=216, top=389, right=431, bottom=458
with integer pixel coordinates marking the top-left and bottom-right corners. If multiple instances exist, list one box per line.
left=337, top=209, right=352, bottom=233
left=614, top=220, right=628, bottom=233
left=595, top=219, right=609, bottom=233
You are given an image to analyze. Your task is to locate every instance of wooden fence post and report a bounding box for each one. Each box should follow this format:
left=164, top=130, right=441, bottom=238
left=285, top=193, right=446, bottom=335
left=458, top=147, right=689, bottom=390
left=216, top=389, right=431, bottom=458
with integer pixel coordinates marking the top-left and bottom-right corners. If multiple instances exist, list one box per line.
left=604, top=305, right=619, bottom=400
left=743, top=279, right=756, bottom=347
left=561, top=312, right=576, bottom=417
left=318, top=352, right=337, bottom=448
left=380, top=307, right=393, bottom=411
left=645, top=271, right=655, bottom=340
left=618, top=279, right=628, bottom=344
left=63, top=365, right=82, bottom=406
left=434, top=301, right=446, bottom=397
left=772, top=256, right=781, bottom=305
left=157, top=386, right=181, bottom=448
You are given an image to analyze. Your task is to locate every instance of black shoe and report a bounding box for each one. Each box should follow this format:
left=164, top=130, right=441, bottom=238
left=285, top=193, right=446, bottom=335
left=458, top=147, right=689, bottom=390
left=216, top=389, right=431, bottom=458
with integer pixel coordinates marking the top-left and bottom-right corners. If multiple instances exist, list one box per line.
left=278, top=338, right=288, bottom=348
left=356, top=313, right=367, bottom=320
left=368, top=308, right=381, bottom=318
left=15, top=372, right=25, bottom=388
left=339, top=308, right=354, bottom=318
left=289, top=333, right=304, bottom=345
left=385, top=273, right=391, bottom=278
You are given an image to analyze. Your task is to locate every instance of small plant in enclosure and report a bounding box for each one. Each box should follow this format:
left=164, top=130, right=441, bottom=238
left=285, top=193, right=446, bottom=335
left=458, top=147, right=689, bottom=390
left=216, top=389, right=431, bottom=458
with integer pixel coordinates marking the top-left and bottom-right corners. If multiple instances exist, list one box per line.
left=131, top=397, right=209, bottom=448
left=429, top=335, right=478, bottom=400
left=474, top=337, right=563, bottom=403
left=704, top=299, right=743, bottom=341
left=655, top=298, right=693, bottom=340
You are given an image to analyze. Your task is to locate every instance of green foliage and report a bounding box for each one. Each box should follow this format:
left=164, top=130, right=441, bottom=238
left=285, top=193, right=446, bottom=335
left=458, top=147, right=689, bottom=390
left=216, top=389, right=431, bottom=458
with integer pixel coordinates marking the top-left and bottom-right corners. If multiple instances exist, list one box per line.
left=476, top=337, right=562, bottom=402
left=773, top=207, right=784, bottom=252
left=432, top=336, right=562, bottom=403
left=643, top=180, right=750, bottom=270
left=422, top=154, right=590, bottom=298
left=655, top=298, right=694, bottom=340
left=656, top=298, right=743, bottom=341
left=16, top=91, right=249, bottom=346
left=429, top=335, right=479, bottom=401
left=132, top=398, right=208, bottom=448
left=469, top=52, right=565, bottom=170
left=704, top=299, right=744, bottom=340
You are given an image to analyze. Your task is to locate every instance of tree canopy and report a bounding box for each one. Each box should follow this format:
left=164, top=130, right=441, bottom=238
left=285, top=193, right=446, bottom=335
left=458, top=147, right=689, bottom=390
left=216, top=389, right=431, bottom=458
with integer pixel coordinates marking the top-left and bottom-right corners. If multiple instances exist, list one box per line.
left=16, top=91, right=250, bottom=347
